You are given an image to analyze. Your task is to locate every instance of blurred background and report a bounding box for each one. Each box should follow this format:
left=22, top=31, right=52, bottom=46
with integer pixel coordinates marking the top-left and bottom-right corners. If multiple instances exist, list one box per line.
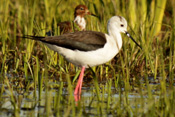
left=0, top=0, right=175, bottom=116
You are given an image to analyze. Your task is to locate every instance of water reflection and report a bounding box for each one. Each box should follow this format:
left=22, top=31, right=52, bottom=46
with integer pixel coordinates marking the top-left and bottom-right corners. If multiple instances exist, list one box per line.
left=0, top=76, right=175, bottom=116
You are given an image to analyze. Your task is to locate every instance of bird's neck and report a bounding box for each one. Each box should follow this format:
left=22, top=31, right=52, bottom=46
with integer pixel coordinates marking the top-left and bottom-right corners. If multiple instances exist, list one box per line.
left=74, top=16, right=86, bottom=30
left=107, top=26, right=122, bottom=50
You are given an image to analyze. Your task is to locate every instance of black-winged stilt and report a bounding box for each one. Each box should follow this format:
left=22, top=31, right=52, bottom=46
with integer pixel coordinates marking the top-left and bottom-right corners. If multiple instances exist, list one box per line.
left=23, top=16, right=141, bottom=101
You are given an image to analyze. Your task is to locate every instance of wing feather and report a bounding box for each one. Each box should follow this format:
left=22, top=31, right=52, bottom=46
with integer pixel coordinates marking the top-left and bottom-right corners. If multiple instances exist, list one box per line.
left=23, top=31, right=107, bottom=51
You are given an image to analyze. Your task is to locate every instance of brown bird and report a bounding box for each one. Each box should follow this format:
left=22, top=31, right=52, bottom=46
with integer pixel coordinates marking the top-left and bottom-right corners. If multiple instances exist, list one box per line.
left=47, top=5, right=96, bottom=35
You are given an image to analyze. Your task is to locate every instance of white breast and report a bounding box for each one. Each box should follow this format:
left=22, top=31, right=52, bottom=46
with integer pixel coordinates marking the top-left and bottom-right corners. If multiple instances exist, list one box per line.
left=74, top=16, right=86, bottom=30
left=45, top=34, right=120, bottom=68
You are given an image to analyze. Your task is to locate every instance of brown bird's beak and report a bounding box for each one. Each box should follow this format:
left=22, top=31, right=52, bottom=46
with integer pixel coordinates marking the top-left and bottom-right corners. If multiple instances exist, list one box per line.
left=89, top=13, right=98, bottom=17
left=86, top=10, right=98, bottom=17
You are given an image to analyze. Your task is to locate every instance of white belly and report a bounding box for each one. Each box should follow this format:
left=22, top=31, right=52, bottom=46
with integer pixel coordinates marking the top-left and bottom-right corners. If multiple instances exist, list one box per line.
left=44, top=35, right=121, bottom=68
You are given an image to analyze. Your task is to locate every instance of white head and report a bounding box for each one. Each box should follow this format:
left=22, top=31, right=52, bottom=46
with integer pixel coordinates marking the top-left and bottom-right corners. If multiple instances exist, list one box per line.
left=107, top=16, right=142, bottom=49
left=107, top=16, right=128, bottom=34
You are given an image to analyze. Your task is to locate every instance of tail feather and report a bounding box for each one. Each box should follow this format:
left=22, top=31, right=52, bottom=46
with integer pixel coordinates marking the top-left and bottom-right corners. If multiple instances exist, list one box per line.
left=17, top=35, right=45, bottom=41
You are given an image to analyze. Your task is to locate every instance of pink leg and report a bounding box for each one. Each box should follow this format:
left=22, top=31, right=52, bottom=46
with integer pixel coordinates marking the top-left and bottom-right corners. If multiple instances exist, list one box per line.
left=74, top=66, right=85, bottom=96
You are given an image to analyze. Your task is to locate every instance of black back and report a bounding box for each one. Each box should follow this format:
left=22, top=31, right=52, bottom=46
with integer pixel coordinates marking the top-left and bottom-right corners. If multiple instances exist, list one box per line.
left=25, top=31, right=107, bottom=51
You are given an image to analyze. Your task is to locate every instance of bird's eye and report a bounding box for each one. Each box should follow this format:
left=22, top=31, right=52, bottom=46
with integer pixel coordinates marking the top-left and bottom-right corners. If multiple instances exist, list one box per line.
left=80, top=7, right=84, bottom=10
left=121, top=24, right=124, bottom=27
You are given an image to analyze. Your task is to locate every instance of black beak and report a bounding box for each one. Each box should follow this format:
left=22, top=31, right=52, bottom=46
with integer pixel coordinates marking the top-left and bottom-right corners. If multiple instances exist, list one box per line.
left=90, top=13, right=98, bottom=18
left=125, top=32, right=142, bottom=49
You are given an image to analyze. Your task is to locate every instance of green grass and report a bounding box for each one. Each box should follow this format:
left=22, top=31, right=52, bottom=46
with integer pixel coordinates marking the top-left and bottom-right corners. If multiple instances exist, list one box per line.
left=0, top=0, right=175, bottom=116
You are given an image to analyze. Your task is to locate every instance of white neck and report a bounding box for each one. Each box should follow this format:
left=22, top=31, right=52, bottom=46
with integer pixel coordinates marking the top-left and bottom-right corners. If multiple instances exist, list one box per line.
left=74, top=16, right=86, bottom=30
left=107, top=24, right=122, bottom=50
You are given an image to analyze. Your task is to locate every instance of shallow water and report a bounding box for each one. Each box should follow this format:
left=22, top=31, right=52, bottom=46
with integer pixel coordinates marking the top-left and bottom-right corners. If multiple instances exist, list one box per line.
left=0, top=76, right=175, bottom=117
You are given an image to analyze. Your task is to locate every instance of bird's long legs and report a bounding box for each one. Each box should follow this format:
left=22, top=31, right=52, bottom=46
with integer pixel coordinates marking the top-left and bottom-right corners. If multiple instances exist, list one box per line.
left=74, top=66, right=85, bottom=101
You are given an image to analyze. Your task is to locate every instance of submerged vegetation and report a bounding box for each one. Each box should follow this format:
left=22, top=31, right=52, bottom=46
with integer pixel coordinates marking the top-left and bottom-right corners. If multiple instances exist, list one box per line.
left=0, top=0, right=175, bottom=116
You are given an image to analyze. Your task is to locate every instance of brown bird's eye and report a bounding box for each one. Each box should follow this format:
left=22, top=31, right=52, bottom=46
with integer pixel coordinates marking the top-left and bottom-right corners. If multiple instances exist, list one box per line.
left=121, top=24, right=124, bottom=27
left=80, top=7, right=84, bottom=10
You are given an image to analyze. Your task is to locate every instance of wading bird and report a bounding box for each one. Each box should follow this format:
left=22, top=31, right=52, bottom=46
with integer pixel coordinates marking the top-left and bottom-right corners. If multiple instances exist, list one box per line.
left=23, top=16, right=142, bottom=101
left=46, top=4, right=96, bottom=35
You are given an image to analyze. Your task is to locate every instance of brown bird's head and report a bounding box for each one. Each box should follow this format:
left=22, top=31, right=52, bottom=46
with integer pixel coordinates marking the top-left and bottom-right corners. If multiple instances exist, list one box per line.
left=74, top=5, right=96, bottom=18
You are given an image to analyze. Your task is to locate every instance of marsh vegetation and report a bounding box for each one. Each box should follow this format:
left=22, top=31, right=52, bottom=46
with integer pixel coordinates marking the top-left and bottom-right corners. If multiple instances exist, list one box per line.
left=0, top=0, right=175, bottom=116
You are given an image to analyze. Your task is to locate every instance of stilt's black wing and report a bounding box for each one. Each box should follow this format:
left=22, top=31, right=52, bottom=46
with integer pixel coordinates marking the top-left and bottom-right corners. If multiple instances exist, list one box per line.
left=22, top=31, right=107, bottom=51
